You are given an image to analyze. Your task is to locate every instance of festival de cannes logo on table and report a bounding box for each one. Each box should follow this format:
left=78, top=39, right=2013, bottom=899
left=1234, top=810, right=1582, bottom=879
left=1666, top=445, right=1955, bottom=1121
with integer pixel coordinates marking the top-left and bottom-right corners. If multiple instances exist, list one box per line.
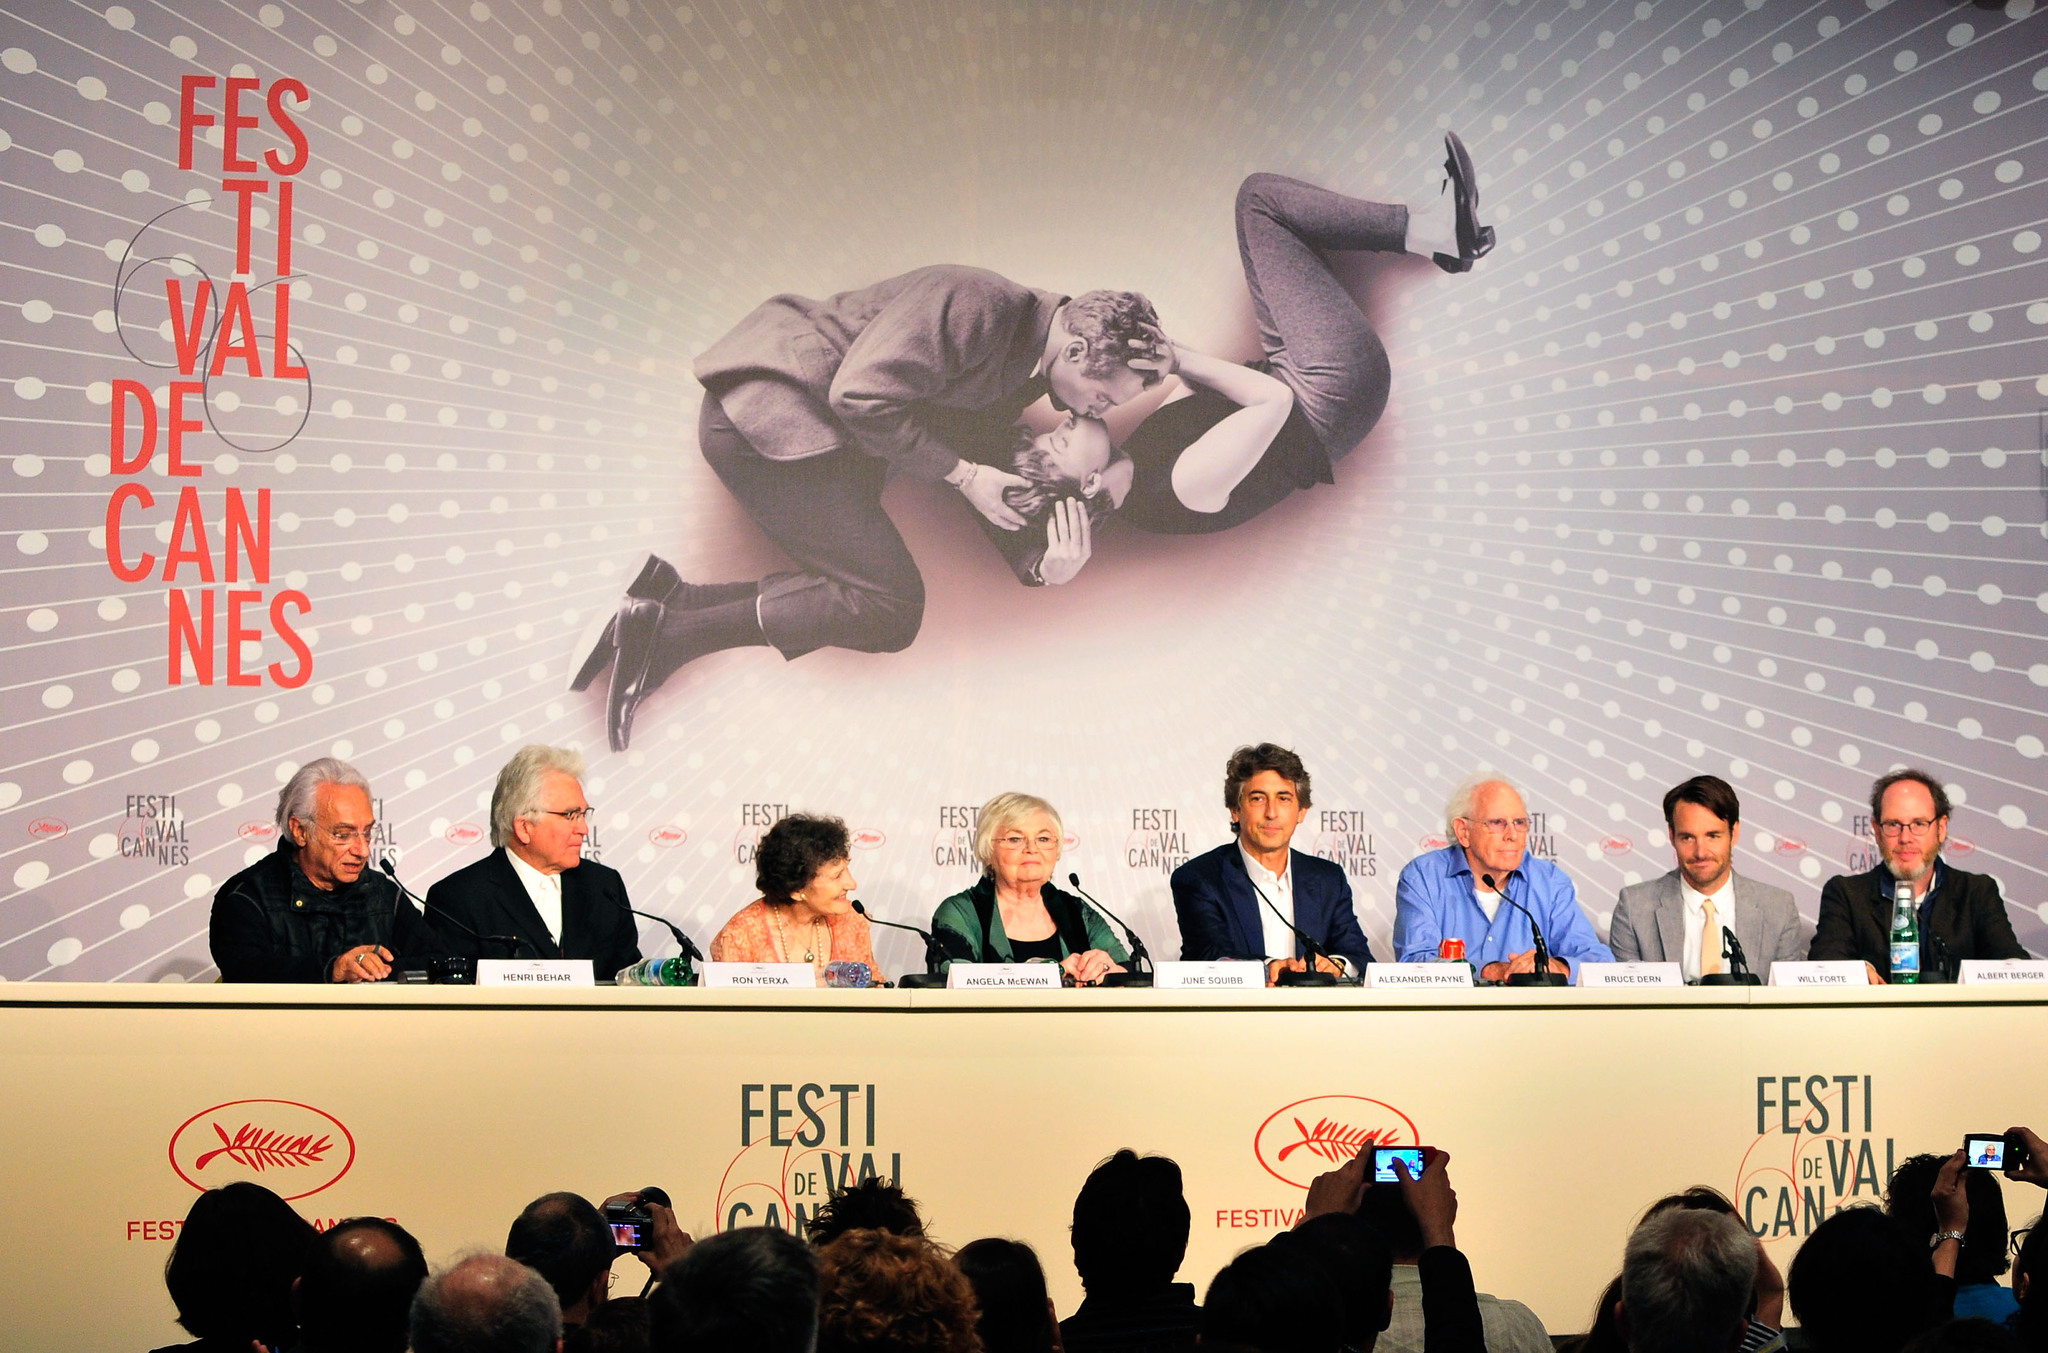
left=1253, top=1095, right=1420, bottom=1189
left=169, top=1099, right=356, bottom=1201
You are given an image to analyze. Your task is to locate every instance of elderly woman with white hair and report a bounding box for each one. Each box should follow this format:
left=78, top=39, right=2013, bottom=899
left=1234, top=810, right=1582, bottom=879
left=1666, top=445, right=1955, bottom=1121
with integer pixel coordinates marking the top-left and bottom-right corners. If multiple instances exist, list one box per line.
left=424, top=744, right=642, bottom=979
left=930, top=792, right=1127, bottom=985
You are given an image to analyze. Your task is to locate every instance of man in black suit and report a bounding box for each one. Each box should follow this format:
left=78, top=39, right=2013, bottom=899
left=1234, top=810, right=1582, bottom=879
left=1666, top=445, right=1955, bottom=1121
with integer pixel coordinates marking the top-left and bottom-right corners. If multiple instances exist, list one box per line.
left=1810, top=767, right=2027, bottom=982
left=425, top=745, right=640, bottom=979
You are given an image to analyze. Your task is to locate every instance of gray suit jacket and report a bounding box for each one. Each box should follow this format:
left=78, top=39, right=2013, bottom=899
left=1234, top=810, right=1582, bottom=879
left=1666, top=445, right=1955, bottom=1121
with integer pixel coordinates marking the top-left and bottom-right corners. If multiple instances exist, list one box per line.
left=692, top=265, right=1065, bottom=481
left=1608, top=870, right=1808, bottom=978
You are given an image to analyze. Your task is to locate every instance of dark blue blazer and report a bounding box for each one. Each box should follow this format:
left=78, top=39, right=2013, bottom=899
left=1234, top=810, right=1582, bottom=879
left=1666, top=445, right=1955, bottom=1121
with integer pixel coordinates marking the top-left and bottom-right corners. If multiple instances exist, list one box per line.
left=1171, top=843, right=1374, bottom=969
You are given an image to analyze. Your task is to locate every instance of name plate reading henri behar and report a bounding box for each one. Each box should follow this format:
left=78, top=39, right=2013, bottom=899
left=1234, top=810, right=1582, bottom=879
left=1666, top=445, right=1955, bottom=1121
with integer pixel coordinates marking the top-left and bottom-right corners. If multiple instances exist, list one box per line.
left=1153, top=961, right=1267, bottom=989
left=1769, top=961, right=1869, bottom=987
left=476, top=959, right=594, bottom=987
left=699, top=962, right=817, bottom=989
left=1578, top=962, right=1684, bottom=988
left=1958, top=960, right=2048, bottom=985
left=946, top=963, right=1063, bottom=990
left=1364, top=962, right=1473, bottom=989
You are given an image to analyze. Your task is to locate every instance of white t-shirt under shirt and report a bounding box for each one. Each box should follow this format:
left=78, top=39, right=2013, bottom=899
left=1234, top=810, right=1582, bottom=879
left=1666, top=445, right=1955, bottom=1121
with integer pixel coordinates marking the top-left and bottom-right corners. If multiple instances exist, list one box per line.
left=1472, top=885, right=1502, bottom=923
left=505, top=847, right=564, bottom=945
left=1679, top=877, right=1737, bottom=982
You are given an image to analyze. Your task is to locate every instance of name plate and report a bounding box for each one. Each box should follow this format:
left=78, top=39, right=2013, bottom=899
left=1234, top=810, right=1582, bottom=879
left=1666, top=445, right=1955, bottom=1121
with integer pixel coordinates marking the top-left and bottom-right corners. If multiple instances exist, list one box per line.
left=1958, top=960, right=2048, bottom=986
left=699, top=962, right=817, bottom=989
left=1365, top=962, right=1473, bottom=989
left=1578, top=962, right=1684, bottom=989
left=947, top=963, right=1063, bottom=989
left=1769, top=961, right=1869, bottom=987
left=476, top=959, right=594, bottom=987
left=1154, top=961, right=1268, bottom=989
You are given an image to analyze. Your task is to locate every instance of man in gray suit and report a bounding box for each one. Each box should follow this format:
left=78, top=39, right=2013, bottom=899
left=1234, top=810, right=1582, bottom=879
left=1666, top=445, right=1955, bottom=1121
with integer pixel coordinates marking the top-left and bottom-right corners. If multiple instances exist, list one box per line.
left=571, top=266, right=1164, bottom=750
left=1609, top=776, right=1807, bottom=981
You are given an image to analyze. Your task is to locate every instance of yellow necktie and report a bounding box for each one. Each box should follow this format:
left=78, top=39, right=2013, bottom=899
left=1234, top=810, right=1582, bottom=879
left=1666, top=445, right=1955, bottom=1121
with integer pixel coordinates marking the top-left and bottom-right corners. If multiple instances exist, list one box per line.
left=1701, top=897, right=1724, bottom=976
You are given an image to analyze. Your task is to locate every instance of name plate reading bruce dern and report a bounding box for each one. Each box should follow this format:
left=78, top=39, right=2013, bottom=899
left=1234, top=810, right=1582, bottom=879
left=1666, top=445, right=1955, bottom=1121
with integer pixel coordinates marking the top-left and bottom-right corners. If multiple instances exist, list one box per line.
left=1769, top=961, right=1869, bottom=988
left=1365, top=962, right=1473, bottom=989
left=1153, top=961, right=1267, bottom=989
left=1958, top=960, right=2048, bottom=986
left=1577, top=962, right=1685, bottom=989
left=476, top=959, right=594, bottom=988
left=946, top=963, right=1063, bottom=990
left=699, top=962, right=817, bottom=989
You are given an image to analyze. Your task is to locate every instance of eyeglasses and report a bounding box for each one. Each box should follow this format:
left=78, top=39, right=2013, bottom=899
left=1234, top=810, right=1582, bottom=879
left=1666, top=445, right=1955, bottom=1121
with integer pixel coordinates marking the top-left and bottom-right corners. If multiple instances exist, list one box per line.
left=2013, top=1224, right=2035, bottom=1259
left=1876, top=818, right=1940, bottom=839
left=996, top=833, right=1059, bottom=852
left=322, top=826, right=375, bottom=846
left=1468, top=817, right=1530, bottom=836
left=538, top=808, right=594, bottom=825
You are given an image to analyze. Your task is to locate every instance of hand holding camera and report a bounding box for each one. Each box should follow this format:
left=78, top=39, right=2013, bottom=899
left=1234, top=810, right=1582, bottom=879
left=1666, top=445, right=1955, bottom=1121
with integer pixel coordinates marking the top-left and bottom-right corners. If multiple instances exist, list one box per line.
left=602, top=1188, right=694, bottom=1276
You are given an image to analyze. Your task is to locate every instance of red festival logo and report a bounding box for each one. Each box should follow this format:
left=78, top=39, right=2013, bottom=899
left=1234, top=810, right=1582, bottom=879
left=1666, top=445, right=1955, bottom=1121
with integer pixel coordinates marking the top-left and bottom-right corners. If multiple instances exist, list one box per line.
left=851, top=828, right=886, bottom=850
left=444, top=822, right=486, bottom=847
left=1599, top=835, right=1633, bottom=857
left=1774, top=836, right=1807, bottom=856
left=169, top=1099, right=355, bottom=1201
left=1948, top=837, right=1975, bottom=856
left=648, top=825, right=687, bottom=848
left=1253, top=1095, right=1419, bottom=1189
left=237, top=821, right=277, bottom=842
left=1417, top=833, right=1449, bottom=851
left=27, top=817, right=67, bottom=840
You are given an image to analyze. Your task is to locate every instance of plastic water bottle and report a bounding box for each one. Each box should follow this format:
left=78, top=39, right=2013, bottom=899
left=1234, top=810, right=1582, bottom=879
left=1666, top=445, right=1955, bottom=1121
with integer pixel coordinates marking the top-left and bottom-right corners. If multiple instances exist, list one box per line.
left=1888, top=881, right=1920, bottom=985
left=616, top=956, right=693, bottom=986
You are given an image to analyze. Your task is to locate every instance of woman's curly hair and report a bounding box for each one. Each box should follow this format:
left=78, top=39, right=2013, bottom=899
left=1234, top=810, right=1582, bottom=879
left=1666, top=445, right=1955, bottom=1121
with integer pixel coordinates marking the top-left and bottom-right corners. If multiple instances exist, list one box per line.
left=818, top=1229, right=983, bottom=1353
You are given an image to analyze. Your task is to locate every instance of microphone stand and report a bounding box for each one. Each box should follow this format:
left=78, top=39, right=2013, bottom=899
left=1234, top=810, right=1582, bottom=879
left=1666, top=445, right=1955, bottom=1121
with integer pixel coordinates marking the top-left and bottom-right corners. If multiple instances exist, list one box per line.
left=851, top=901, right=952, bottom=988
left=1699, top=926, right=1761, bottom=986
left=1481, top=871, right=1569, bottom=987
left=620, top=904, right=702, bottom=985
left=1246, top=875, right=1339, bottom=987
left=378, top=859, right=528, bottom=975
left=1066, top=873, right=1153, bottom=987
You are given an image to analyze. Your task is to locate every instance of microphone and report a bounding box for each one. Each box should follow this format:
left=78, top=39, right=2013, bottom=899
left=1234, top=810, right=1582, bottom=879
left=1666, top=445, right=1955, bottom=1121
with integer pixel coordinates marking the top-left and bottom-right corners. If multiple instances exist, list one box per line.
left=1066, top=873, right=1153, bottom=987
left=850, top=901, right=959, bottom=989
left=1700, top=924, right=1761, bottom=986
left=378, top=858, right=530, bottom=960
left=1244, top=874, right=1341, bottom=987
left=1480, top=871, right=1568, bottom=987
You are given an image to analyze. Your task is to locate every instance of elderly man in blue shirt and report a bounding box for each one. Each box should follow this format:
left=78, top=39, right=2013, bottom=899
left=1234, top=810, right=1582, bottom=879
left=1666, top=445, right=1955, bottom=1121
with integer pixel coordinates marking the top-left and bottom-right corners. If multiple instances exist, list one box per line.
left=1394, top=775, right=1613, bottom=983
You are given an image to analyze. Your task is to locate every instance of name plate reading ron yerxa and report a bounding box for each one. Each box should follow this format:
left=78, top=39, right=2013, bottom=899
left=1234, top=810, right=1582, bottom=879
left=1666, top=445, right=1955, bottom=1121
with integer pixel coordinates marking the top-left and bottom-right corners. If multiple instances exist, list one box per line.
left=1958, top=960, right=2048, bottom=985
left=947, top=963, right=1063, bottom=990
left=699, top=962, right=817, bottom=989
left=1769, top=961, right=1869, bottom=987
left=1577, top=962, right=1685, bottom=989
left=1365, top=963, right=1473, bottom=989
left=476, top=959, right=595, bottom=988
left=1153, top=961, right=1268, bottom=989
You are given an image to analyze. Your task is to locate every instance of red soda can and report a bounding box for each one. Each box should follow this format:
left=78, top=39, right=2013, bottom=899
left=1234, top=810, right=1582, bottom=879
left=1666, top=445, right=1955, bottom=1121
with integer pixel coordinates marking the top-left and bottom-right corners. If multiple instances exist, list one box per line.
left=1437, top=938, right=1467, bottom=961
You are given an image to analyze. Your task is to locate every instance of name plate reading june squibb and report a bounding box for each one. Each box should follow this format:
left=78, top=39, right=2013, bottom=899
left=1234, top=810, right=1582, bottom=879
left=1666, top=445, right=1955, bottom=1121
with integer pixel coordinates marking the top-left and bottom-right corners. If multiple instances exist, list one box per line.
left=1153, top=961, right=1268, bottom=989
left=476, top=959, right=595, bottom=988
left=699, top=962, right=818, bottom=989
left=1958, top=960, right=2048, bottom=985
left=1769, top=961, right=1869, bottom=987
left=946, top=963, right=1063, bottom=990
left=1577, top=962, right=1685, bottom=989
left=1364, top=963, right=1474, bottom=989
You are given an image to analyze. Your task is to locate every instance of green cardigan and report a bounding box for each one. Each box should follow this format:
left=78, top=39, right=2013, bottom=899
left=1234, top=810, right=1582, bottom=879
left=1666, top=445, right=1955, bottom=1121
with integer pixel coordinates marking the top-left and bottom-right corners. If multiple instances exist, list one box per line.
left=931, top=876, right=1129, bottom=969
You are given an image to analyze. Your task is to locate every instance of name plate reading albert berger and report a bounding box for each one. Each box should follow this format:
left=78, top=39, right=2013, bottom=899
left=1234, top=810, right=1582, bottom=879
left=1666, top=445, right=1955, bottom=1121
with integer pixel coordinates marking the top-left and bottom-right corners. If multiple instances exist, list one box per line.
left=1364, top=962, right=1474, bottom=989
left=1769, top=961, right=1869, bottom=987
left=1958, top=960, right=2048, bottom=986
left=1153, top=961, right=1268, bottom=989
left=699, top=962, right=817, bottom=989
left=946, top=963, right=1063, bottom=990
left=476, top=959, right=594, bottom=987
left=1577, top=962, right=1685, bottom=989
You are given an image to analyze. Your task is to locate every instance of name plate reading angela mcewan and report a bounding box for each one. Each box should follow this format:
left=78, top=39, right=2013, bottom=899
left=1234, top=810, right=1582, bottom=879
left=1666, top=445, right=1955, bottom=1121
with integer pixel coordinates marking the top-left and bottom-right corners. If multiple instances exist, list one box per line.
left=1365, top=963, right=1473, bottom=989
left=1578, top=962, right=1685, bottom=989
left=699, top=962, right=817, bottom=989
left=946, top=963, right=1063, bottom=990
left=1769, top=961, right=1870, bottom=987
left=1958, top=960, right=2048, bottom=986
left=476, top=959, right=595, bottom=988
left=1153, top=961, right=1268, bottom=989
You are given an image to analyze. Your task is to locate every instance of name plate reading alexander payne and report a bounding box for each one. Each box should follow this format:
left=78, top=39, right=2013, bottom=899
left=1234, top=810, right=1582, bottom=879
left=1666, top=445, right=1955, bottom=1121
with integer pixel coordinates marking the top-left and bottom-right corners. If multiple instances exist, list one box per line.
left=1769, top=960, right=1869, bottom=987
left=1577, top=962, right=1685, bottom=989
left=476, top=959, right=594, bottom=988
left=1958, top=959, right=2048, bottom=986
left=1364, top=962, right=1474, bottom=989
left=946, top=963, right=1063, bottom=990
left=1153, top=961, right=1268, bottom=989
left=699, top=962, right=817, bottom=989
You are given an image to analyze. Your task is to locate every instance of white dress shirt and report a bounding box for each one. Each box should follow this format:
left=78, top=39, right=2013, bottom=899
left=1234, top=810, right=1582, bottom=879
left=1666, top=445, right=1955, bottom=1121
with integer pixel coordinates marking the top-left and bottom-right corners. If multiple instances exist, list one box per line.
left=506, top=847, right=564, bottom=945
left=1679, top=875, right=1737, bottom=983
left=1242, top=845, right=1298, bottom=961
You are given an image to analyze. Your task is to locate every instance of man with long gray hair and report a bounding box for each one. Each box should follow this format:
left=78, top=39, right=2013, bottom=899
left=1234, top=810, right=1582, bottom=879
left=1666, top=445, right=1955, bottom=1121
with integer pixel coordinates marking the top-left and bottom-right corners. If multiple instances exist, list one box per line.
left=423, top=745, right=641, bottom=978
left=411, top=1252, right=563, bottom=1353
left=210, top=757, right=442, bottom=982
left=1618, top=1209, right=1758, bottom=1353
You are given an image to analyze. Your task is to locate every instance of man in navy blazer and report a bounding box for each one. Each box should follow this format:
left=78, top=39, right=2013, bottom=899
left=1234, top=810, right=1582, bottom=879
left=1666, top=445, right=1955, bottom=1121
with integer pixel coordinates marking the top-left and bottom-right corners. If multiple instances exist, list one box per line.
left=1172, top=744, right=1374, bottom=980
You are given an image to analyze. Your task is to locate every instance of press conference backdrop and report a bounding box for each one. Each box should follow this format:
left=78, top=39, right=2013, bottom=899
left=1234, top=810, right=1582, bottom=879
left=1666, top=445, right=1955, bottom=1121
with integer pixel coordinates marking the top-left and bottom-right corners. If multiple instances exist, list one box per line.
left=1, top=0, right=2045, bottom=983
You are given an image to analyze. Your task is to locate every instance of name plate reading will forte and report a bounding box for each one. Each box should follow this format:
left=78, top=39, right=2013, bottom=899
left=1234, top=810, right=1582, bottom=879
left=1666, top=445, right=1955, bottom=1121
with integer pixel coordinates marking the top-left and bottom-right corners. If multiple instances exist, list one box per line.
left=1958, top=960, right=2048, bottom=985
left=1769, top=961, right=1869, bottom=988
left=476, top=959, right=594, bottom=988
left=947, top=963, right=1063, bottom=990
left=699, top=962, right=817, bottom=989
left=1578, top=962, right=1685, bottom=989
left=1365, top=963, right=1473, bottom=989
left=1154, top=961, right=1268, bottom=989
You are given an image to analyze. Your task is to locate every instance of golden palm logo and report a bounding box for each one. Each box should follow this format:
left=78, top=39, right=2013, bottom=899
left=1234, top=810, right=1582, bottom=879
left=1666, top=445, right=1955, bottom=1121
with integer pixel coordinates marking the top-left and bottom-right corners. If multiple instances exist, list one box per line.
left=193, top=1121, right=334, bottom=1173
left=170, top=1099, right=356, bottom=1201
left=1254, top=1095, right=1419, bottom=1188
left=1274, top=1116, right=1388, bottom=1164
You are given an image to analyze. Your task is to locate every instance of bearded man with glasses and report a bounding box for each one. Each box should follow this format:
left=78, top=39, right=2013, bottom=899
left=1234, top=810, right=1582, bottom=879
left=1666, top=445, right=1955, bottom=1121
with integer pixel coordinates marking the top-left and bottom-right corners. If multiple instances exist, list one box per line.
left=425, top=744, right=642, bottom=979
left=1809, top=768, right=2026, bottom=983
left=211, top=757, right=445, bottom=982
left=1393, top=775, right=1613, bottom=983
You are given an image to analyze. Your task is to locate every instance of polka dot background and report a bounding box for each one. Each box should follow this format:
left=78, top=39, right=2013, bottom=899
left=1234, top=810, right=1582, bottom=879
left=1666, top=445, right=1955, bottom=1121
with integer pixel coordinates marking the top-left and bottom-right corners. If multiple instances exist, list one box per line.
left=0, top=0, right=2042, bottom=982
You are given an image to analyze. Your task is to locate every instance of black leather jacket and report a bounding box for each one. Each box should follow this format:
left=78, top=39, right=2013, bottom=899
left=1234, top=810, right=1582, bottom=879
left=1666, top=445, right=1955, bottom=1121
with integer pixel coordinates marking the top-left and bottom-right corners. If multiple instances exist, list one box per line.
left=209, top=847, right=443, bottom=982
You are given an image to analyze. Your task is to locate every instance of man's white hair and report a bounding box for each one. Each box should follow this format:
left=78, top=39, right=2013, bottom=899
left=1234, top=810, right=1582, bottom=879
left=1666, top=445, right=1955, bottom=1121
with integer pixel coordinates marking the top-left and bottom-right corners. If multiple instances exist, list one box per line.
left=1444, top=772, right=1524, bottom=836
left=275, top=757, right=372, bottom=832
left=490, top=745, right=586, bottom=848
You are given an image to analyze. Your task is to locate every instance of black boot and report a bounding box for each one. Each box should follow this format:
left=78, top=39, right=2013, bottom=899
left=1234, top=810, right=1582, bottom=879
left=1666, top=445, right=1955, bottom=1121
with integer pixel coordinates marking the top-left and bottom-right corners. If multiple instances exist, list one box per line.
left=605, top=595, right=767, bottom=751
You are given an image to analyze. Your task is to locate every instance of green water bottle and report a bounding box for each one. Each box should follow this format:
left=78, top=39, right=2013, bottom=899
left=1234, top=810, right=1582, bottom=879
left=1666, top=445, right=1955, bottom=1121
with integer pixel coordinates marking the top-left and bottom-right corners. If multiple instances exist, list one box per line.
left=1888, top=881, right=1920, bottom=985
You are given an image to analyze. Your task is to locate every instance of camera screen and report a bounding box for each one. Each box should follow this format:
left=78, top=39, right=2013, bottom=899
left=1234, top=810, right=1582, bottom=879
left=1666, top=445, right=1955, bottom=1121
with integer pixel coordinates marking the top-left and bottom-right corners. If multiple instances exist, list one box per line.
left=1964, top=1136, right=2006, bottom=1170
left=1372, top=1147, right=1425, bottom=1184
left=610, top=1221, right=645, bottom=1250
